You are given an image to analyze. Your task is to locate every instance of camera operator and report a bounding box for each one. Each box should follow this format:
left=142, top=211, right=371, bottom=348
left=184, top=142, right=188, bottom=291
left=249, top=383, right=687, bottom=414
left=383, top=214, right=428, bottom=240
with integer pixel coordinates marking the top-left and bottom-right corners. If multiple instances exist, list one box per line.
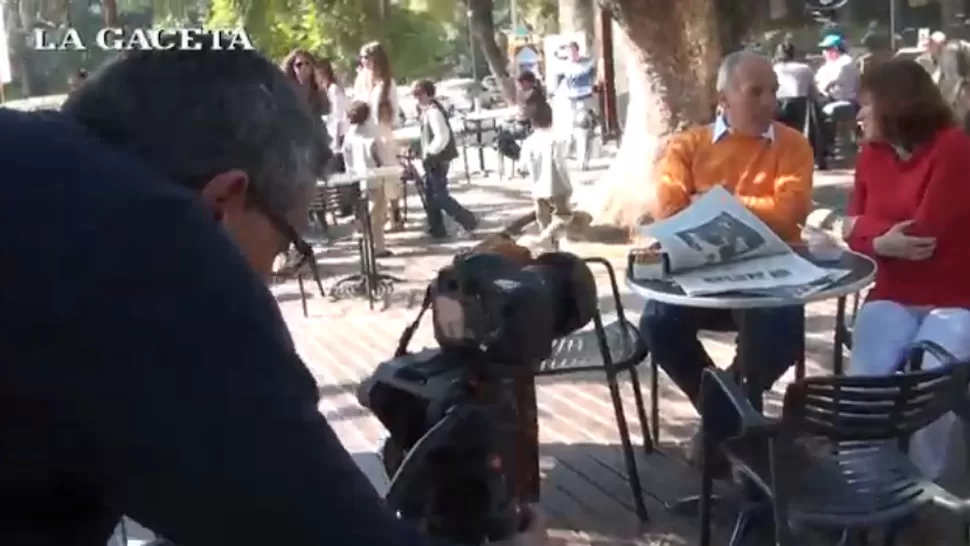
left=0, top=44, right=545, bottom=545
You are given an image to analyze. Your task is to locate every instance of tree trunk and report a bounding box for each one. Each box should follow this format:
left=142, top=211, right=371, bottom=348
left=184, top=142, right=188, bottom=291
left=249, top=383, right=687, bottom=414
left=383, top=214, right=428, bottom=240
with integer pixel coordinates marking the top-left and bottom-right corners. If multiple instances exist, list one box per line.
left=466, top=0, right=516, bottom=103
left=589, top=0, right=750, bottom=234
left=102, top=0, right=118, bottom=26
left=7, top=0, right=37, bottom=97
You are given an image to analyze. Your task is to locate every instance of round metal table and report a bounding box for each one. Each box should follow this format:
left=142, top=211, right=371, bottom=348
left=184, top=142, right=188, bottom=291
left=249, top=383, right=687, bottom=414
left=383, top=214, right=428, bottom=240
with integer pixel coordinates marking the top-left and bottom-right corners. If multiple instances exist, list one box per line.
left=625, top=248, right=876, bottom=522
left=625, top=248, right=876, bottom=407
left=625, top=249, right=876, bottom=310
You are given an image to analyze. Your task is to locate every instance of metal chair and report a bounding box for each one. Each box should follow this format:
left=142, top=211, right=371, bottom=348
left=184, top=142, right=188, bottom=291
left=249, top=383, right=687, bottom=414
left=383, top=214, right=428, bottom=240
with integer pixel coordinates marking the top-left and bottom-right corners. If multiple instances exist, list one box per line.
left=272, top=241, right=327, bottom=318
left=697, top=340, right=970, bottom=546
left=832, top=292, right=864, bottom=375
left=272, top=261, right=325, bottom=318
left=309, top=180, right=357, bottom=237
left=537, top=256, right=652, bottom=523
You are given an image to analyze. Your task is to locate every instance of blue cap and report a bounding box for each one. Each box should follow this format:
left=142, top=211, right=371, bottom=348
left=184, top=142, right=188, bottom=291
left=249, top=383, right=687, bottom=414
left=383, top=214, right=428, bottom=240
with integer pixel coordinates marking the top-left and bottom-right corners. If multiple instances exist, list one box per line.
left=818, top=34, right=844, bottom=49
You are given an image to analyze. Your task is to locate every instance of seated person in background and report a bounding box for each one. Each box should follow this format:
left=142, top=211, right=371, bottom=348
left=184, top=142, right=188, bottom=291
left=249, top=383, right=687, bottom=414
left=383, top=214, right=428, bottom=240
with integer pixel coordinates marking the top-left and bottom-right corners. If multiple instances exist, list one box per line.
left=915, top=31, right=949, bottom=84
left=341, top=100, right=393, bottom=257
left=937, top=42, right=970, bottom=132
left=639, top=51, right=814, bottom=461
left=520, top=100, right=572, bottom=241
left=773, top=41, right=826, bottom=166
left=815, top=34, right=860, bottom=117
left=843, top=59, right=970, bottom=480
left=858, top=21, right=893, bottom=74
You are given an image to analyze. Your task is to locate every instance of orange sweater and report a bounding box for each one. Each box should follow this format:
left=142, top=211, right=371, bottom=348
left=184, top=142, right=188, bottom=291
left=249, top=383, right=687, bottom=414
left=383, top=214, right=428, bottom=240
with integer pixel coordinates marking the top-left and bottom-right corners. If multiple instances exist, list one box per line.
left=653, top=122, right=814, bottom=242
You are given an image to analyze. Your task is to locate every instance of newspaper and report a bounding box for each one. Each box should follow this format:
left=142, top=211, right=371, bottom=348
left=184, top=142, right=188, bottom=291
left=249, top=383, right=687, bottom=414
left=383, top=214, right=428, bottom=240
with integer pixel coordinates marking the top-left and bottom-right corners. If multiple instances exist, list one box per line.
left=638, top=186, right=834, bottom=297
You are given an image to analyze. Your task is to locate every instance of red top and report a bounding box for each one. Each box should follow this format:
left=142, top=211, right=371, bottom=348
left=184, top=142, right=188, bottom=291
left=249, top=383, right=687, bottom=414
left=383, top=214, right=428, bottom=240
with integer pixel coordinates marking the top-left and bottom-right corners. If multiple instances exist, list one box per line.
left=847, top=125, right=970, bottom=307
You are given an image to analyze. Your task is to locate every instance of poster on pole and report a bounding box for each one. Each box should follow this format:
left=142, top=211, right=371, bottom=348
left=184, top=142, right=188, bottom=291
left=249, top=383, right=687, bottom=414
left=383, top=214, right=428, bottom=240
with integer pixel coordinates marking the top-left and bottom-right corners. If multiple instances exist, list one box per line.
left=0, top=8, right=12, bottom=85
left=541, top=31, right=588, bottom=94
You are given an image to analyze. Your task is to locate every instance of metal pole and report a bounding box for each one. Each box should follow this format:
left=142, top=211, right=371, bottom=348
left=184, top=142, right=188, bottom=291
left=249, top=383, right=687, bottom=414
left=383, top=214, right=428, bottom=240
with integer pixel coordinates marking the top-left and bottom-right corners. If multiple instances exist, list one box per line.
left=889, top=0, right=897, bottom=50
left=599, top=7, right=618, bottom=140
left=467, top=9, right=478, bottom=81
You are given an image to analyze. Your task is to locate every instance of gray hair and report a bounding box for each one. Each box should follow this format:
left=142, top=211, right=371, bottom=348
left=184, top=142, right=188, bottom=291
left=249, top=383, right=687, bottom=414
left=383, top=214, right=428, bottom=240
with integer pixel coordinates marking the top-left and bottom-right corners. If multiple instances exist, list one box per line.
left=61, top=43, right=322, bottom=216
left=715, top=50, right=771, bottom=93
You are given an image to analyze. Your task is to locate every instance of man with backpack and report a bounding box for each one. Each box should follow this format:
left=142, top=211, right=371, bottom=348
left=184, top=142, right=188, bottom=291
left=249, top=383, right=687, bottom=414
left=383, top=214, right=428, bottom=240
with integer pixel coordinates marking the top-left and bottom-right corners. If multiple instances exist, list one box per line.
left=412, top=79, right=478, bottom=240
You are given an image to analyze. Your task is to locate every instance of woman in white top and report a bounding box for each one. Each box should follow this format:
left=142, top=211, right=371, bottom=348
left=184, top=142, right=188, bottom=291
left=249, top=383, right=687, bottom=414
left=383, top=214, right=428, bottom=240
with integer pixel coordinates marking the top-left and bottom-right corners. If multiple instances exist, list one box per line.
left=359, top=41, right=404, bottom=231
left=315, top=58, right=348, bottom=152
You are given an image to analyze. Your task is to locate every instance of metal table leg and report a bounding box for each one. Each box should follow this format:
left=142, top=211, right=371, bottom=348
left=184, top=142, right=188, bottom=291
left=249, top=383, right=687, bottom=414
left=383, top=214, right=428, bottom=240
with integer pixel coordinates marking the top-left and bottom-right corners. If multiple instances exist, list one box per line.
left=475, top=120, right=486, bottom=173
left=331, top=184, right=405, bottom=307
left=461, top=132, right=471, bottom=183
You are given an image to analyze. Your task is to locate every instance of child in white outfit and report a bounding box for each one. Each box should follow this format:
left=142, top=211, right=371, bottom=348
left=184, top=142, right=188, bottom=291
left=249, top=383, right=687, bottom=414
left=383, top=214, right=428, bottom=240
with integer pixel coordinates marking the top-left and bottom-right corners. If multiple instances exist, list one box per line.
left=341, top=101, right=392, bottom=257
left=519, top=100, right=573, bottom=233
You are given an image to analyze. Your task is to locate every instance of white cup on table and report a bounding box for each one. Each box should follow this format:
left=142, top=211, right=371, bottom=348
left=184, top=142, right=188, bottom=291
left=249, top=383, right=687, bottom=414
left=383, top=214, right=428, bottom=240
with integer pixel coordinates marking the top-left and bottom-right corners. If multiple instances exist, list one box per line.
left=801, top=225, right=844, bottom=263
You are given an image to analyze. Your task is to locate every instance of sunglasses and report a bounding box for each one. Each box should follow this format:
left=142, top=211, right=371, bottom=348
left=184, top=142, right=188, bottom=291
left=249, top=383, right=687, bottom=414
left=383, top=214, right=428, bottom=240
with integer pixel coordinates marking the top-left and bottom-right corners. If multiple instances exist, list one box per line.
left=294, top=61, right=308, bottom=68
left=247, top=186, right=325, bottom=292
left=187, top=173, right=324, bottom=290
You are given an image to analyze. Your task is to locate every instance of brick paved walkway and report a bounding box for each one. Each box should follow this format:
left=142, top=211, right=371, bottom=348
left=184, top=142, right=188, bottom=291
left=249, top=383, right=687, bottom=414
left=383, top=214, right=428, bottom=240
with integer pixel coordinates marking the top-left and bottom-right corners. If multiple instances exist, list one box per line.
left=273, top=166, right=860, bottom=545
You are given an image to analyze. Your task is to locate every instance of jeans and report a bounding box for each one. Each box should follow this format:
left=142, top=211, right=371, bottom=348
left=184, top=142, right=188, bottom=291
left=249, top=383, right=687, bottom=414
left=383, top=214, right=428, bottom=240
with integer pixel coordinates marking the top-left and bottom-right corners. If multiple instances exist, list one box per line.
left=424, top=160, right=476, bottom=237
left=775, top=97, right=826, bottom=166
left=639, top=301, right=805, bottom=406
left=850, top=300, right=970, bottom=478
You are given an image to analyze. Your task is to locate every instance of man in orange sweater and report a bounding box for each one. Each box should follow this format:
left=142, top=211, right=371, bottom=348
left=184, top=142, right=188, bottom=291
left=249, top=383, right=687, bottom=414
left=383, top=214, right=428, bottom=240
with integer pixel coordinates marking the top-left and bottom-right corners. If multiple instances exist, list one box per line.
left=639, top=51, right=814, bottom=464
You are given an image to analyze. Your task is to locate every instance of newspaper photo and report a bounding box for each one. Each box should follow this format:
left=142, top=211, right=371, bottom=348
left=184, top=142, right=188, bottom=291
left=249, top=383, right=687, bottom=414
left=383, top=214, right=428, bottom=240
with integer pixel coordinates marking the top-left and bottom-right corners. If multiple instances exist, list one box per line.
left=638, top=186, right=833, bottom=296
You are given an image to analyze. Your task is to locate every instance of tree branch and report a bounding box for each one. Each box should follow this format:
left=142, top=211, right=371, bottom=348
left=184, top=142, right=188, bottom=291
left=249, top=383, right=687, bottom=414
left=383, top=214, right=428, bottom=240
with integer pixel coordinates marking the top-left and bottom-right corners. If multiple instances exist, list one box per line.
left=464, top=0, right=516, bottom=102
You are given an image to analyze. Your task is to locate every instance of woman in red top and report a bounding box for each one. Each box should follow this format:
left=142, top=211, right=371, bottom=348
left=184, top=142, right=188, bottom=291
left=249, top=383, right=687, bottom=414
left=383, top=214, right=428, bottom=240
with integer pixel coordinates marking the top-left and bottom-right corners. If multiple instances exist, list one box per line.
left=845, top=59, right=970, bottom=479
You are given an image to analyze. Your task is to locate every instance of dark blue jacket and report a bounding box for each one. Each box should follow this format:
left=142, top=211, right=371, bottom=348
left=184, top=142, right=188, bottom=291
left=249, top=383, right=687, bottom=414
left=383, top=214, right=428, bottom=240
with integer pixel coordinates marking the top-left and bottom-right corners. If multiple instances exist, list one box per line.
left=0, top=109, right=431, bottom=546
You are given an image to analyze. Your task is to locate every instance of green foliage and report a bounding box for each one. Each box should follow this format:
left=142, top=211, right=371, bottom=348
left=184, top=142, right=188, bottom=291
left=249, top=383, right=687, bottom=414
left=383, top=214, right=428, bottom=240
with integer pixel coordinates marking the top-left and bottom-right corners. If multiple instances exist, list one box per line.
left=518, top=0, right=557, bottom=33
left=382, top=5, right=451, bottom=80
left=206, top=0, right=453, bottom=81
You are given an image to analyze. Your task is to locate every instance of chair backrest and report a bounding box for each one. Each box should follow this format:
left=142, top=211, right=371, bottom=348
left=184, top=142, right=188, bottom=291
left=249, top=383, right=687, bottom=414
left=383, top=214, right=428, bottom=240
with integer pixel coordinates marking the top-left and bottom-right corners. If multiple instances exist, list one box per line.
left=781, top=350, right=969, bottom=442
left=312, top=181, right=359, bottom=213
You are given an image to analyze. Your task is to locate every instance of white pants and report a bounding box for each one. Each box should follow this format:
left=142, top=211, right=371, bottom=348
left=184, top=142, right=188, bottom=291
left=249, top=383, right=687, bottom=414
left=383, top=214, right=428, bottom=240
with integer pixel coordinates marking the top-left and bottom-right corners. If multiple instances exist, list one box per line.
left=366, top=186, right=387, bottom=253
left=374, top=124, right=402, bottom=202
left=553, top=96, right=593, bottom=143
left=850, top=300, right=970, bottom=478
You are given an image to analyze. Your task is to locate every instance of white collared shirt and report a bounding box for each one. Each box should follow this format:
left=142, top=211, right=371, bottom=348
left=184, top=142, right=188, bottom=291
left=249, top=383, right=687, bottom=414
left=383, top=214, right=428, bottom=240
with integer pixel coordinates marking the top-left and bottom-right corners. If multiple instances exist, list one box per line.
left=711, top=116, right=775, bottom=143
left=420, top=104, right=451, bottom=157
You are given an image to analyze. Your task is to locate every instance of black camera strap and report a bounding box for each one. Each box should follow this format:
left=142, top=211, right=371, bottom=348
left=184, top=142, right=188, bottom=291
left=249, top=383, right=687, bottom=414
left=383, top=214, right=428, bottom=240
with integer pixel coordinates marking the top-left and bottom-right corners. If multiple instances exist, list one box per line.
left=394, top=284, right=433, bottom=358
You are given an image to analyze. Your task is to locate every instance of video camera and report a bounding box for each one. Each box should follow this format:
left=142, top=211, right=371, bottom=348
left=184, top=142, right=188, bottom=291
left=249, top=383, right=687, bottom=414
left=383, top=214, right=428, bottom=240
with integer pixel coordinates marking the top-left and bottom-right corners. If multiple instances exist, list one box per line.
left=357, top=247, right=597, bottom=544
